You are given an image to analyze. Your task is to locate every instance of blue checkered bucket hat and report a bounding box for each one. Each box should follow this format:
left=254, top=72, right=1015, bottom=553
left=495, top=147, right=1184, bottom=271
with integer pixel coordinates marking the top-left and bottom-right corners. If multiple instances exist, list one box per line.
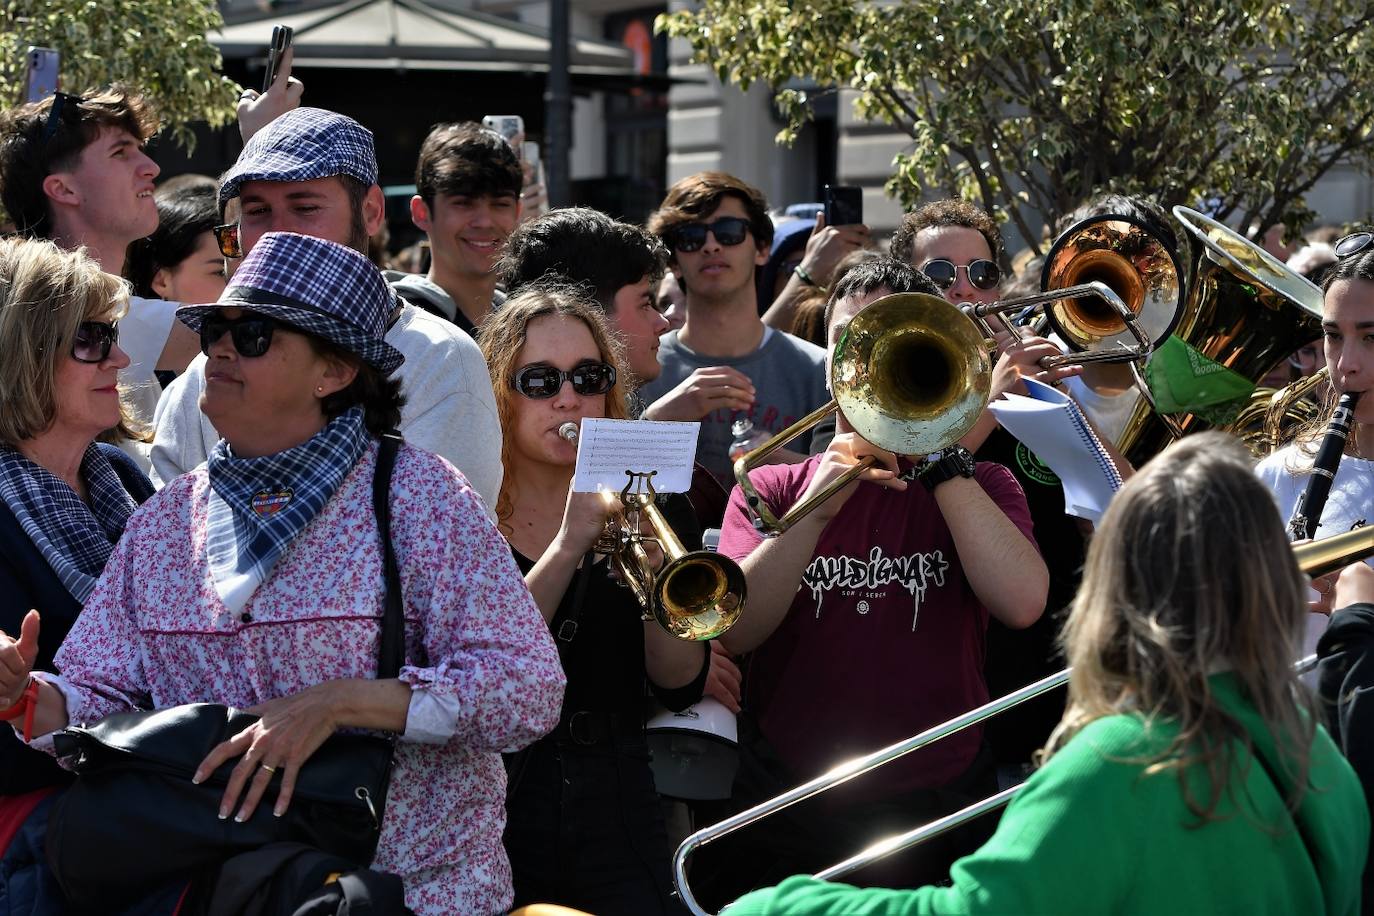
left=218, top=108, right=378, bottom=208
left=177, top=232, right=404, bottom=374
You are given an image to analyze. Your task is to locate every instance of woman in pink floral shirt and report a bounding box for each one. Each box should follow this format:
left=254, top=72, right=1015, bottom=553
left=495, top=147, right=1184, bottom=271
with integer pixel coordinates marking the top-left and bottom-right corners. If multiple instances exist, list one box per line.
left=0, top=234, right=565, bottom=915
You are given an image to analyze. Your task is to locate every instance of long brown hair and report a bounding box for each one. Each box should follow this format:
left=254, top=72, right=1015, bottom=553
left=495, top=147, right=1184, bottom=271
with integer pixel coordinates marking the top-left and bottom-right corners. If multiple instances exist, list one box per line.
left=477, top=283, right=629, bottom=533
left=1288, top=249, right=1374, bottom=463
left=1043, top=432, right=1314, bottom=823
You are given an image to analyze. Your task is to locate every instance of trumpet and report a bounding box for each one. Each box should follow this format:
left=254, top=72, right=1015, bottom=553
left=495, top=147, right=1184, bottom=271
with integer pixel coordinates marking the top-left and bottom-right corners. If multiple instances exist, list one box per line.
left=559, top=421, right=745, bottom=641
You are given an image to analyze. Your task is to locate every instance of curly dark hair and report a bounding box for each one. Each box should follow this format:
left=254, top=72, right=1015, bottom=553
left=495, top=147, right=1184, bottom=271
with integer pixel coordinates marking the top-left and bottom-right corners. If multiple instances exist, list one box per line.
left=889, top=199, right=1002, bottom=266
left=498, top=207, right=667, bottom=311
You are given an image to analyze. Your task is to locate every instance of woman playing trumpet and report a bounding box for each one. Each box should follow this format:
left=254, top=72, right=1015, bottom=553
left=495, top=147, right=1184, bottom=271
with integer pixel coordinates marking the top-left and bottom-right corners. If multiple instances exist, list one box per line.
left=479, top=285, right=709, bottom=915
left=728, top=432, right=1368, bottom=915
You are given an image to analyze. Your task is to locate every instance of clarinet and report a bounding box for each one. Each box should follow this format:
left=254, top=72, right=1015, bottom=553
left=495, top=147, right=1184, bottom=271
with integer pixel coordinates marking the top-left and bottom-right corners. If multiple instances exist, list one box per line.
left=1289, top=391, right=1362, bottom=541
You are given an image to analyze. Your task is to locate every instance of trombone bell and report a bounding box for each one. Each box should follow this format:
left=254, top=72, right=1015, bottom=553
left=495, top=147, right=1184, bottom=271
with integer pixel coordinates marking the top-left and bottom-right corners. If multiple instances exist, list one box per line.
left=733, top=293, right=993, bottom=535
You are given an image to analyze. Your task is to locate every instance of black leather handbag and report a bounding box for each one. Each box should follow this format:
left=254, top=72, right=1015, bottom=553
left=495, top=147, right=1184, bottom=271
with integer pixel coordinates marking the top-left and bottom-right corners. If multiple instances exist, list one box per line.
left=45, top=433, right=406, bottom=911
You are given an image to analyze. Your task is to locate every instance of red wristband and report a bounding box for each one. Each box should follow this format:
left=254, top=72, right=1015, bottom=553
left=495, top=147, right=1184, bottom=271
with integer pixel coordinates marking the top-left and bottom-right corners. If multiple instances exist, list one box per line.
left=0, top=679, right=40, bottom=742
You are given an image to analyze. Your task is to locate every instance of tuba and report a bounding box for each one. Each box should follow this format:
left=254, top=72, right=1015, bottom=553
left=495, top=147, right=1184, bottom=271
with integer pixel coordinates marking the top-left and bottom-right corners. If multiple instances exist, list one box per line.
left=1116, top=207, right=1324, bottom=466
left=733, top=293, right=993, bottom=535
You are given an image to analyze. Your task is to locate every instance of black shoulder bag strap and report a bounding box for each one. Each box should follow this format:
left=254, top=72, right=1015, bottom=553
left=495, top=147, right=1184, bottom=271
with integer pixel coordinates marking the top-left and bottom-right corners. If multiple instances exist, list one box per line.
left=372, top=431, right=405, bottom=679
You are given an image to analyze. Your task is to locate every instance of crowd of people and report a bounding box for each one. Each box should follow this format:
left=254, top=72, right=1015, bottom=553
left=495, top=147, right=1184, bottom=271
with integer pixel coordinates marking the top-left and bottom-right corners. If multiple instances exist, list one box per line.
left=0, top=65, right=1371, bottom=916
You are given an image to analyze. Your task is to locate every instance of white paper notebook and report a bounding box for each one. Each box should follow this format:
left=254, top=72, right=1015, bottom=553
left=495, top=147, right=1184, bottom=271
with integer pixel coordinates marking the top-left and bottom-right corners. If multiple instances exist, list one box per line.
left=987, top=377, right=1123, bottom=522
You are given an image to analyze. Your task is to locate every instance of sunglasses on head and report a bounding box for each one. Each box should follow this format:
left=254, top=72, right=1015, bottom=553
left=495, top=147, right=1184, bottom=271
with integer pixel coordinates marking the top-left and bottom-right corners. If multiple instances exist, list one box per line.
left=1335, top=232, right=1374, bottom=261
left=71, top=321, right=119, bottom=364
left=671, top=217, right=752, bottom=253
left=41, top=92, right=85, bottom=146
left=920, top=258, right=1002, bottom=291
left=199, top=312, right=277, bottom=358
left=512, top=362, right=617, bottom=399
left=213, top=222, right=243, bottom=259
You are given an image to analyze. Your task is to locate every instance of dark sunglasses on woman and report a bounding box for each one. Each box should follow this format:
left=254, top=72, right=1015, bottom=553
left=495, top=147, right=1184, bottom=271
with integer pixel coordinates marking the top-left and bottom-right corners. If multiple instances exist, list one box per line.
left=512, top=362, right=617, bottom=399
left=920, top=258, right=1002, bottom=291
left=71, top=321, right=119, bottom=364
left=671, top=217, right=752, bottom=253
left=199, top=313, right=277, bottom=358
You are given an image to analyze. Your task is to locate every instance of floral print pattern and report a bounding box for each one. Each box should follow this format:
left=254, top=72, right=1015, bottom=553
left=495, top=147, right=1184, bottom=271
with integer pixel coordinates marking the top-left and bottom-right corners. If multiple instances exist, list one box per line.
left=49, top=442, right=565, bottom=915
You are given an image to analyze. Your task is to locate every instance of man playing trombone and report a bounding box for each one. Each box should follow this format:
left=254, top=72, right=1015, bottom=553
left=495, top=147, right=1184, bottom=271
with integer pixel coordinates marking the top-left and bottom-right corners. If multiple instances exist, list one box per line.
left=699, top=258, right=1048, bottom=903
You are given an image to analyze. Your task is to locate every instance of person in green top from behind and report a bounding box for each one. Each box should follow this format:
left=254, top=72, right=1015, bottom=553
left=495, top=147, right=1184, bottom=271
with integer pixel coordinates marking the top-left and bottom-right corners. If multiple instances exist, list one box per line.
left=729, top=431, right=1369, bottom=916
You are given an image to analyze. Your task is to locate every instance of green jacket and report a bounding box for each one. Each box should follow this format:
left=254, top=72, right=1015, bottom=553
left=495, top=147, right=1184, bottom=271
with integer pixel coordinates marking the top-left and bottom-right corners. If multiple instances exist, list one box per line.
left=729, top=676, right=1368, bottom=915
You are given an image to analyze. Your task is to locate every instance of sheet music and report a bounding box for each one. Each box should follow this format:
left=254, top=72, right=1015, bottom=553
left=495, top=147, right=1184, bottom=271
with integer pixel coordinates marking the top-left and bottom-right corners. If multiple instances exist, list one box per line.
left=572, top=418, right=700, bottom=493
left=987, top=378, right=1122, bottom=522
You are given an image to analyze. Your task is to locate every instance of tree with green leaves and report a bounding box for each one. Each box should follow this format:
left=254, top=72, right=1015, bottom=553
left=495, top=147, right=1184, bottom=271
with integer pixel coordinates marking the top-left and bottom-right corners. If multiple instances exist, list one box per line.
left=2, top=0, right=239, bottom=149
left=659, top=1, right=1374, bottom=253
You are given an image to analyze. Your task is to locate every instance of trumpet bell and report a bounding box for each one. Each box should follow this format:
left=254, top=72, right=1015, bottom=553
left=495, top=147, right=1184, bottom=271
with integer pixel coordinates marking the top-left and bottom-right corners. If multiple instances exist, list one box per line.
left=1041, top=214, right=1185, bottom=355
left=833, top=292, right=993, bottom=455
left=655, top=552, right=747, bottom=641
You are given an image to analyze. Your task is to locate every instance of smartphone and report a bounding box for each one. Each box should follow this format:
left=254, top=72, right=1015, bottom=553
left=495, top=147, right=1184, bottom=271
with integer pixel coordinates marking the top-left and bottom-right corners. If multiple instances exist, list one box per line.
left=24, top=47, right=59, bottom=104
left=483, top=115, right=525, bottom=152
left=823, top=185, right=864, bottom=227
left=262, top=25, right=294, bottom=93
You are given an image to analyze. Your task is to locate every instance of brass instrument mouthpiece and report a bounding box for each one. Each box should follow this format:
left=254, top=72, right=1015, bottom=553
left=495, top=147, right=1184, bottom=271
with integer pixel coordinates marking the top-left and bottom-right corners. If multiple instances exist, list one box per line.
left=558, top=422, right=579, bottom=442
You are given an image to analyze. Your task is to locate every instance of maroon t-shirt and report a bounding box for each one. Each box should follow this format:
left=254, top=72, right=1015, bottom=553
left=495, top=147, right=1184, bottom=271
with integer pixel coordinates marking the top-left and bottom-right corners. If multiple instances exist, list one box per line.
left=719, top=456, right=1036, bottom=800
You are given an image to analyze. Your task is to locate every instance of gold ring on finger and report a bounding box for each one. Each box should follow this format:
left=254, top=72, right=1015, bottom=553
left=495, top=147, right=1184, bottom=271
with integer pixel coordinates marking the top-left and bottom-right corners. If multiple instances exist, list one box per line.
left=260, top=763, right=276, bottom=774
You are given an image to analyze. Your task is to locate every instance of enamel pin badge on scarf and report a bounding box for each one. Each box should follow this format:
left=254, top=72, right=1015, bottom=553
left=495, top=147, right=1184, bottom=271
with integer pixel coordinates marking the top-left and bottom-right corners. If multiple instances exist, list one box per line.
left=251, top=489, right=293, bottom=516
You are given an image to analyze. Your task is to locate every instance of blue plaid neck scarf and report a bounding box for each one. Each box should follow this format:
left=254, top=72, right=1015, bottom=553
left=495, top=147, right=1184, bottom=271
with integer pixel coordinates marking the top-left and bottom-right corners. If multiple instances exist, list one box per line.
left=206, top=407, right=368, bottom=615
left=0, top=444, right=138, bottom=603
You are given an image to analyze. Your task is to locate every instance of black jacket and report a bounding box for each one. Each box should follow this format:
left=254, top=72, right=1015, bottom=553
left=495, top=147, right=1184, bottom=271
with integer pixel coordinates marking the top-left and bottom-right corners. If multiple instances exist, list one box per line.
left=0, top=444, right=154, bottom=795
left=1316, top=600, right=1374, bottom=915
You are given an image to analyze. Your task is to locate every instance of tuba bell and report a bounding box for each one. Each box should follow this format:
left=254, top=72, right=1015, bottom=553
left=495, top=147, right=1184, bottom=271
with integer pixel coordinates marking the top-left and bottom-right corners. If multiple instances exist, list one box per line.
left=1116, top=206, right=1324, bottom=466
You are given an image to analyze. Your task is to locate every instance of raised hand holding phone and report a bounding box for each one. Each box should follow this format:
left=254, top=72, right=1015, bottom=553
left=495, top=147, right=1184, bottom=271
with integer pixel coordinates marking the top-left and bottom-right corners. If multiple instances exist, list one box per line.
left=238, top=26, right=303, bottom=141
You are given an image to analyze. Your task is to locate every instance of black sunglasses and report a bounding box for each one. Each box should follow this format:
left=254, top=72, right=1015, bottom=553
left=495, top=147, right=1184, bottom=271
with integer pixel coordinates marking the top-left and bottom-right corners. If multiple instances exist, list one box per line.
left=920, top=258, right=1002, bottom=291
left=71, top=321, right=119, bottom=364
left=1335, top=232, right=1374, bottom=260
left=671, top=217, right=752, bottom=253
left=199, top=313, right=277, bottom=358
left=41, top=92, right=84, bottom=146
left=512, top=362, right=617, bottom=399
left=213, top=222, right=243, bottom=259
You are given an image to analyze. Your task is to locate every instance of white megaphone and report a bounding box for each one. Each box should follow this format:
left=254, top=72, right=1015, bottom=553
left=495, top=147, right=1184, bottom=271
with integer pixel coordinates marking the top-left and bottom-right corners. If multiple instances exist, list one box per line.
left=645, top=697, right=739, bottom=801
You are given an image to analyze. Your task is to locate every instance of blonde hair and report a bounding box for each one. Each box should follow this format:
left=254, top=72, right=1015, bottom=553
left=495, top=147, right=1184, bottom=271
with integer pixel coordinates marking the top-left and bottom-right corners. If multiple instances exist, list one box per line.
left=477, top=283, right=629, bottom=532
left=0, top=237, right=134, bottom=446
left=1043, top=432, right=1315, bottom=823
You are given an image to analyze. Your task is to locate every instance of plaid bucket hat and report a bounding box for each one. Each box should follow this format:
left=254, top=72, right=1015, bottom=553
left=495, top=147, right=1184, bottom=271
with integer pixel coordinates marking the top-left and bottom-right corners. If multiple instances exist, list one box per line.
left=218, top=108, right=378, bottom=208
left=177, top=232, right=404, bottom=374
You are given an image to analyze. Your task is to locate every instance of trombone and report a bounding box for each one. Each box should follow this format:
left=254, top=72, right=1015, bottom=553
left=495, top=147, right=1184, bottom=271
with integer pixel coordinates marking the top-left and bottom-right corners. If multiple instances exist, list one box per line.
left=733, top=292, right=993, bottom=536
left=559, top=423, right=745, bottom=641
left=672, top=526, right=1374, bottom=915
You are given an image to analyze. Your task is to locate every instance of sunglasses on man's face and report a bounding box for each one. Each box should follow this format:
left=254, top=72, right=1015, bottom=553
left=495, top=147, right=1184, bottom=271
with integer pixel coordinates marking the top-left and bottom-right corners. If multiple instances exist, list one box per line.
left=671, top=217, right=752, bottom=253
left=199, top=313, right=277, bottom=358
left=213, top=222, right=243, bottom=259
left=71, top=321, right=119, bottom=364
left=512, top=362, right=617, bottom=399
left=920, top=258, right=1002, bottom=291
